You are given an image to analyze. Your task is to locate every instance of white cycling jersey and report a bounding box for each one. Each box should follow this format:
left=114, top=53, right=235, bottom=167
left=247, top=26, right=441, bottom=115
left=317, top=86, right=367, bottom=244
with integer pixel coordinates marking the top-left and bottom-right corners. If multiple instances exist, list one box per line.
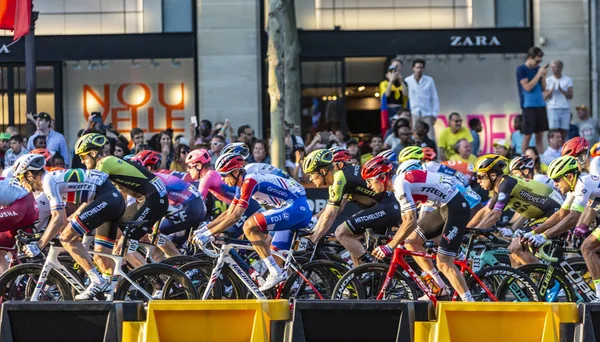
left=590, top=156, right=600, bottom=177
left=533, top=174, right=553, bottom=188
left=43, top=169, right=109, bottom=211
left=0, top=177, right=28, bottom=207
left=35, top=193, right=51, bottom=231
left=561, top=174, right=600, bottom=213
left=393, top=169, right=459, bottom=214
left=423, top=161, right=469, bottom=186
left=244, top=163, right=288, bottom=178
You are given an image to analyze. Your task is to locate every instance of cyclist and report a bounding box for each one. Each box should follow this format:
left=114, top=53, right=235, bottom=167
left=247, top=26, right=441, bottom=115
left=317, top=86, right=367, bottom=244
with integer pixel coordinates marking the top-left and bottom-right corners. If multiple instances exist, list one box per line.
left=222, top=142, right=290, bottom=178
left=74, top=134, right=169, bottom=264
left=590, top=142, right=600, bottom=176
left=561, top=137, right=590, bottom=174
left=194, top=153, right=311, bottom=290
left=302, top=149, right=382, bottom=265
left=509, top=155, right=553, bottom=187
left=131, top=150, right=206, bottom=258
left=384, top=158, right=473, bottom=301
left=470, top=154, right=562, bottom=266
left=377, top=149, right=398, bottom=172
left=14, top=154, right=125, bottom=299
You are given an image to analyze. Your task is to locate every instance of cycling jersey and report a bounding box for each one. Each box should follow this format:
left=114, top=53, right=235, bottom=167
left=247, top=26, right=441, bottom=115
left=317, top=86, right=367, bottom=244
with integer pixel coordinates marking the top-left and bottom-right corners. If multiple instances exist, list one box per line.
left=153, top=172, right=201, bottom=210
left=233, top=173, right=306, bottom=208
left=561, top=174, right=600, bottom=213
left=35, top=193, right=50, bottom=231
left=424, top=161, right=469, bottom=186
left=0, top=193, right=38, bottom=248
left=491, top=175, right=562, bottom=219
left=43, top=169, right=109, bottom=211
left=590, top=156, right=600, bottom=177
left=198, top=170, right=237, bottom=203
left=393, top=170, right=459, bottom=213
left=244, top=163, right=289, bottom=178
left=0, top=177, right=28, bottom=207
left=328, top=165, right=380, bottom=207
left=159, top=170, right=194, bottom=182
left=533, top=174, right=553, bottom=188
left=96, top=156, right=166, bottom=198
left=346, top=192, right=401, bottom=235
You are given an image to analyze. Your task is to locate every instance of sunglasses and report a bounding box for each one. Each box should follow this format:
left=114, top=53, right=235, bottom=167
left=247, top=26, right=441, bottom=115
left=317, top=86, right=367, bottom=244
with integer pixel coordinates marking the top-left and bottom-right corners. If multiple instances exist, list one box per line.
left=211, top=142, right=224, bottom=146
left=552, top=177, right=562, bottom=183
left=475, top=174, right=487, bottom=180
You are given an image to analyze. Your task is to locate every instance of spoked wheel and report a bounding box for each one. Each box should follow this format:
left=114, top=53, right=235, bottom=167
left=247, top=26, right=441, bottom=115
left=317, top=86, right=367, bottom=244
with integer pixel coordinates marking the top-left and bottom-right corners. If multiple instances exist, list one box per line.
left=466, top=265, right=541, bottom=302
left=331, top=263, right=417, bottom=300
left=114, top=263, right=198, bottom=303
left=282, top=260, right=349, bottom=300
left=518, top=264, right=576, bottom=302
left=0, top=264, right=73, bottom=302
left=167, top=260, right=224, bottom=299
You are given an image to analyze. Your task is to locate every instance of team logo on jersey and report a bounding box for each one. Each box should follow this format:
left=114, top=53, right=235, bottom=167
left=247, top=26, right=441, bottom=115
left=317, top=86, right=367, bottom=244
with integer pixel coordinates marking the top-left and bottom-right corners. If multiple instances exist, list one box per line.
left=498, top=193, right=506, bottom=201
left=282, top=212, right=289, bottom=220
left=64, top=169, right=85, bottom=183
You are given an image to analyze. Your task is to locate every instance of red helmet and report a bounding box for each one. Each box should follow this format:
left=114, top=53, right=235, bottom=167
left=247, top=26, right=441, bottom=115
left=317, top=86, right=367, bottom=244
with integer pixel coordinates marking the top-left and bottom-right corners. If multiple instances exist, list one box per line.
left=361, top=156, right=393, bottom=181
left=329, top=147, right=352, bottom=163
left=185, top=148, right=211, bottom=165
left=215, top=153, right=245, bottom=175
left=562, top=137, right=589, bottom=158
left=422, top=147, right=437, bottom=162
left=30, top=148, right=52, bottom=163
left=132, top=150, right=162, bottom=167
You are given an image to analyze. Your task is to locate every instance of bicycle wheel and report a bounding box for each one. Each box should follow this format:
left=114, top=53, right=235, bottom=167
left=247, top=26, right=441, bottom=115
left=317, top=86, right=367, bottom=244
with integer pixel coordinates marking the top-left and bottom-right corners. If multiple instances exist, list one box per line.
left=562, top=257, right=596, bottom=302
left=166, top=260, right=224, bottom=299
left=282, top=260, right=348, bottom=300
left=518, top=264, right=577, bottom=302
left=0, top=264, right=73, bottom=302
left=467, top=265, right=541, bottom=302
left=161, top=255, right=199, bottom=268
left=331, top=263, right=417, bottom=300
left=114, top=263, right=198, bottom=302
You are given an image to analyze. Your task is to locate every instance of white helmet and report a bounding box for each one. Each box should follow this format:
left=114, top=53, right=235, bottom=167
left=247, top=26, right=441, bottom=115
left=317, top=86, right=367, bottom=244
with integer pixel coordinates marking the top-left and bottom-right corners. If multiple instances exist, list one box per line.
left=13, top=154, right=46, bottom=177
left=396, top=159, right=423, bottom=175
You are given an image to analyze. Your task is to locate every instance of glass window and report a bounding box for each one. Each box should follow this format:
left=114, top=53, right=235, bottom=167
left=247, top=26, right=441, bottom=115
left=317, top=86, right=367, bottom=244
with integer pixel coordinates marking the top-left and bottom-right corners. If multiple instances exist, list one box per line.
left=496, top=0, right=529, bottom=28
left=163, top=0, right=193, bottom=32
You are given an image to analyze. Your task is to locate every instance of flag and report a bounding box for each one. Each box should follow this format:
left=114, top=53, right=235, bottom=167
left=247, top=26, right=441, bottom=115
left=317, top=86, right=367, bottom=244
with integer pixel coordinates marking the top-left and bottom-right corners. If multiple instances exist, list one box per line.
left=380, top=94, right=389, bottom=138
left=0, top=0, right=16, bottom=30
left=13, top=0, right=31, bottom=41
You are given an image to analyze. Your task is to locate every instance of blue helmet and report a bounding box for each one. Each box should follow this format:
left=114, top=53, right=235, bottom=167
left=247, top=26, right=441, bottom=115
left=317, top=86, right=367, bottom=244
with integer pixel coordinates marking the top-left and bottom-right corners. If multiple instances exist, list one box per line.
left=221, top=142, right=250, bottom=160
left=377, top=150, right=398, bottom=166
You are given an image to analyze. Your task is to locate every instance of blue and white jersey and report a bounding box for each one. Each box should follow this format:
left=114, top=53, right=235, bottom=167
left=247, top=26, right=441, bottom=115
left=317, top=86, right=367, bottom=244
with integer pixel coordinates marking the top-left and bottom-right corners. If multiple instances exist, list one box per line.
left=244, top=163, right=290, bottom=179
left=424, top=161, right=469, bottom=186
left=233, top=173, right=306, bottom=208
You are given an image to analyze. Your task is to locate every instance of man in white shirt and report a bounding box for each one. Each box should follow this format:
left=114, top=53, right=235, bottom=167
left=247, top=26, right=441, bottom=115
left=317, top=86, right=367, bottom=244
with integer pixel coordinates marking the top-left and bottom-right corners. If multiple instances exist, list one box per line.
left=541, top=129, right=564, bottom=165
left=544, top=60, right=573, bottom=141
left=404, top=58, right=440, bottom=141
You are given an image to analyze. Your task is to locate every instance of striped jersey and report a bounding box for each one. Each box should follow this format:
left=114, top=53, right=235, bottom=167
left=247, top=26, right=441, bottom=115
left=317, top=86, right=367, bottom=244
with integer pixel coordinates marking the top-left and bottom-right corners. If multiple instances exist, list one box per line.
left=233, top=173, right=305, bottom=208
left=43, top=169, right=109, bottom=211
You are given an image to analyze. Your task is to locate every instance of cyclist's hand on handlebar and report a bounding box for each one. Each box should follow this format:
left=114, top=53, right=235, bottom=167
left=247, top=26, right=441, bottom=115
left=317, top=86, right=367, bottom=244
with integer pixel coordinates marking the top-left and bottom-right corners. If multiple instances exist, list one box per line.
left=308, top=216, right=318, bottom=230
left=372, top=244, right=393, bottom=260
left=497, top=227, right=513, bottom=237
left=527, top=233, right=547, bottom=248
left=23, top=243, right=41, bottom=258
left=193, top=229, right=214, bottom=246
left=574, top=225, right=590, bottom=238
left=521, top=231, right=535, bottom=243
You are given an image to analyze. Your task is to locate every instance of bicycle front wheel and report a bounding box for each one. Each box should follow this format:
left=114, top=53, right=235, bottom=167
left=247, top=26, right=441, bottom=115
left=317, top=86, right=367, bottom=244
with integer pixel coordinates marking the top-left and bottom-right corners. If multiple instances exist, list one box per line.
left=114, top=263, right=198, bottom=302
left=331, top=263, right=417, bottom=300
left=517, top=264, right=576, bottom=302
left=282, top=260, right=348, bottom=300
left=0, top=263, right=73, bottom=302
left=467, top=265, right=541, bottom=302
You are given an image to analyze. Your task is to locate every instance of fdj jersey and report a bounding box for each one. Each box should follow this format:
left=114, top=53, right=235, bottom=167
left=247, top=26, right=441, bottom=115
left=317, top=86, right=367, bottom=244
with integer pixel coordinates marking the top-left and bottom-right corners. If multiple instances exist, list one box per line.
left=492, top=175, right=562, bottom=219
left=393, top=170, right=458, bottom=213
left=153, top=172, right=201, bottom=210
left=43, top=169, right=109, bottom=211
left=233, top=174, right=305, bottom=208
left=244, top=163, right=289, bottom=178
left=96, top=156, right=165, bottom=197
left=329, top=165, right=381, bottom=207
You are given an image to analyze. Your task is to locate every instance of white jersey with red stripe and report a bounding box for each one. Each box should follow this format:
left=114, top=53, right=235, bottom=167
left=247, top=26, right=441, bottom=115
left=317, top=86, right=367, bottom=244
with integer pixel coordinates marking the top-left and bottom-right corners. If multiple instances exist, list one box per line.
left=244, top=163, right=289, bottom=178
left=43, top=169, right=109, bottom=211
left=233, top=173, right=306, bottom=209
left=393, top=169, right=459, bottom=213
left=0, top=177, right=28, bottom=207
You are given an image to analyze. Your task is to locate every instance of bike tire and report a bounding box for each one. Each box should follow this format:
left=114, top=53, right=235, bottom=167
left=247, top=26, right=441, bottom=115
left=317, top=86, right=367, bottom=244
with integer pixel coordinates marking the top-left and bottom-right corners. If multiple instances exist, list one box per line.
left=161, top=255, right=199, bottom=268
left=331, top=263, right=417, bottom=300
left=0, top=263, right=73, bottom=301
left=517, top=264, right=577, bottom=302
left=561, top=257, right=596, bottom=302
left=467, top=265, right=541, bottom=302
left=165, top=260, right=224, bottom=299
left=114, top=263, right=198, bottom=302
left=282, top=260, right=349, bottom=300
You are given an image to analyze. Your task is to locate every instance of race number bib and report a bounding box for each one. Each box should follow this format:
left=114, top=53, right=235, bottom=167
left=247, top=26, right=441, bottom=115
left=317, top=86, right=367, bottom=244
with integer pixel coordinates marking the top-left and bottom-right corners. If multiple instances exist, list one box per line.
left=150, top=177, right=168, bottom=197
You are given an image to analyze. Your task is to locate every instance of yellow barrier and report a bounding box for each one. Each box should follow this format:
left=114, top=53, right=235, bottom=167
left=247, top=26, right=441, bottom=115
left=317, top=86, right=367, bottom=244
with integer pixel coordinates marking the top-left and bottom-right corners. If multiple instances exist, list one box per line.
left=429, top=302, right=578, bottom=342
left=123, top=300, right=290, bottom=342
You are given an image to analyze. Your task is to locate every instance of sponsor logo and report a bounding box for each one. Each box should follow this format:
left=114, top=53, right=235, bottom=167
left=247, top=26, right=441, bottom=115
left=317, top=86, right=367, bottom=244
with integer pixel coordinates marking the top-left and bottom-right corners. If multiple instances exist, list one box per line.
left=419, top=187, right=447, bottom=199
left=498, top=193, right=506, bottom=201
left=116, top=179, right=141, bottom=187
left=518, top=190, right=547, bottom=205
left=79, top=201, right=108, bottom=220
left=443, top=226, right=459, bottom=243
left=0, top=211, right=18, bottom=218
left=450, top=35, right=501, bottom=47
left=68, top=184, right=94, bottom=190
left=282, top=212, right=289, bottom=220
left=354, top=210, right=385, bottom=223
left=266, top=186, right=288, bottom=198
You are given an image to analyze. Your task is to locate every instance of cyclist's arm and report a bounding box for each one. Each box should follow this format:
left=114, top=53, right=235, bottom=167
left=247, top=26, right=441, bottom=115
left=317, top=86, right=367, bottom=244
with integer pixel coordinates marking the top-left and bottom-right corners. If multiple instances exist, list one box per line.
left=532, top=208, right=569, bottom=234
left=477, top=209, right=502, bottom=229
left=208, top=204, right=245, bottom=235
left=510, top=215, right=528, bottom=231
left=538, top=210, right=580, bottom=239
left=38, top=209, right=67, bottom=249
left=309, top=204, right=340, bottom=244
left=467, top=205, right=490, bottom=228
left=207, top=202, right=236, bottom=229
left=387, top=209, right=417, bottom=249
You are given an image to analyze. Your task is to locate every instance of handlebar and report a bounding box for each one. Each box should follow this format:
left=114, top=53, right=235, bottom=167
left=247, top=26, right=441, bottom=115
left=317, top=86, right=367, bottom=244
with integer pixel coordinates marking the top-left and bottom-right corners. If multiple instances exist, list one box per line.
left=199, top=241, right=220, bottom=258
left=16, top=229, right=41, bottom=245
left=532, top=240, right=558, bottom=263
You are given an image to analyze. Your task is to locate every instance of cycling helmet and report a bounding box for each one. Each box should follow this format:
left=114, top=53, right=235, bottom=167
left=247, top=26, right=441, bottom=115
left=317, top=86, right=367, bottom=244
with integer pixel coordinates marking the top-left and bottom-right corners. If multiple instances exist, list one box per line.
left=303, top=149, right=333, bottom=174
left=561, top=137, right=589, bottom=158
left=592, top=142, right=600, bottom=158
left=474, top=154, right=508, bottom=174
left=30, top=148, right=52, bottom=162
left=397, top=159, right=423, bottom=174
left=329, top=147, right=352, bottom=163
left=186, top=149, right=211, bottom=165
left=75, top=133, right=107, bottom=155
left=547, top=155, right=579, bottom=180
left=13, top=154, right=46, bottom=177
left=377, top=150, right=398, bottom=164
left=422, top=147, right=437, bottom=162
left=361, top=156, right=393, bottom=180
left=221, top=142, right=250, bottom=160
left=132, top=150, right=162, bottom=167
left=509, top=155, right=534, bottom=173
left=398, top=146, right=423, bottom=162
left=215, top=153, right=246, bottom=175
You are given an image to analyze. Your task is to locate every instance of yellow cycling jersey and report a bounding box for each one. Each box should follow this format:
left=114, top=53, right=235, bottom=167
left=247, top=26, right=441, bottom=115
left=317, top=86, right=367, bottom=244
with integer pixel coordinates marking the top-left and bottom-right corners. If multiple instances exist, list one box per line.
left=490, top=175, right=562, bottom=219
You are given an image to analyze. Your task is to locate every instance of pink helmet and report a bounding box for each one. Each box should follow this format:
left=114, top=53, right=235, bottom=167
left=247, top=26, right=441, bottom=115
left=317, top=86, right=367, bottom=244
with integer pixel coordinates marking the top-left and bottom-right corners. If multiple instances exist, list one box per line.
left=185, top=149, right=211, bottom=165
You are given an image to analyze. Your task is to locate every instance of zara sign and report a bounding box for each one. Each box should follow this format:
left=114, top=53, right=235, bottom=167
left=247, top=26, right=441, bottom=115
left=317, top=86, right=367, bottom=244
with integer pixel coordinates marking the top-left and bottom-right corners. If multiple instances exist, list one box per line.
left=450, top=35, right=502, bottom=47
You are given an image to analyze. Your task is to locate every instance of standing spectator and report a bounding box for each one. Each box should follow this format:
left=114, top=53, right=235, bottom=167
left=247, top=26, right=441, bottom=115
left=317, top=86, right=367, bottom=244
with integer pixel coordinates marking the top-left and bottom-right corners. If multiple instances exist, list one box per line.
left=4, top=134, right=28, bottom=167
left=404, top=58, right=440, bottom=140
left=248, top=140, right=270, bottom=164
left=5, top=126, right=18, bottom=136
left=114, top=141, right=128, bottom=158
left=576, top=105, right=599, bottom=144
left=412, top=120, right=436, bottom=150
left=361, top=136, right=384, bottom=164
left=493, top=139, right=510, bottom=158
left=332, top=129, right=346, bottom=149
left=379, top=57, right=408, bottom=118
left=33, top=135, right=46, bottom=149
left=544, top=60, right=573, bottom=141
left=291, top=147, right=308, bottom=183
left=284, top=123, right=305, bottom=161
left=391, top=126, right=414, bottom=155
left=213, top=119, right=235, bottom=143
left=438, top=112, right=473, bottom=161
left=306, top=133, right=330, bottom=153
left=170, top=144, right=190, bottom=172
left=130, top=127, right=144, bottom=154
left=209, top=135, right=226, bottom=164
left=449, top=139, right=476, bottom=163
left=510, top=115, right=534, bottom=155
left=468, top=118, right=482, bottom=156
left=26, top=112, right=69, bottom=166
left=0, top=133, right=9, bottom=161
left=346, top=138, right=360, bottom=162
left=237, top=125, right=254, bottom=144
left=159, top=130, right=174, bottom=170
left=516, top=46, right=548, bottom=154
left=541, top=129, right=563, bottom=165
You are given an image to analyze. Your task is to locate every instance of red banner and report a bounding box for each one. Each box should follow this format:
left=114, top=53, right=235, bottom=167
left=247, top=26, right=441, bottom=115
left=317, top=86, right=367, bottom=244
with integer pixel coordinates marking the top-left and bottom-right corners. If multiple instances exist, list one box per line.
left=0, top=0, right=16, bottom=30
left=13, top=0, right=30, bottom=40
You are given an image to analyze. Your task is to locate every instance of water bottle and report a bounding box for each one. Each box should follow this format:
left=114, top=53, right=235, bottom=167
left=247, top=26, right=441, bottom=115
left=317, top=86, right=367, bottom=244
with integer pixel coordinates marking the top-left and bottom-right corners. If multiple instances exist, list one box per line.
left=249, top=268, right=266, bottom=287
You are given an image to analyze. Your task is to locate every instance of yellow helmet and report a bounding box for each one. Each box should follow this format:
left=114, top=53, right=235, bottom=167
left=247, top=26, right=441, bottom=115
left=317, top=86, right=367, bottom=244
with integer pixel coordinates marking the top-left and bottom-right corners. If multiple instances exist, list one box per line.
left=474, top=154, right=508, bottom=174
left=303, top=149, right=333, bottom=174
left=75, top=133, right=107, bottom=156
left=547, top=155, right=579, bottom=180
left=398, top=146, right=423, bottom=162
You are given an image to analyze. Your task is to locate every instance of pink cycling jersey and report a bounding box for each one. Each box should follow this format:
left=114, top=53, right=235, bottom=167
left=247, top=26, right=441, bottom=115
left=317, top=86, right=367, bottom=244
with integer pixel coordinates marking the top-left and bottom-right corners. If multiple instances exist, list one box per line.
left=393, top=169, right=459, bottom=213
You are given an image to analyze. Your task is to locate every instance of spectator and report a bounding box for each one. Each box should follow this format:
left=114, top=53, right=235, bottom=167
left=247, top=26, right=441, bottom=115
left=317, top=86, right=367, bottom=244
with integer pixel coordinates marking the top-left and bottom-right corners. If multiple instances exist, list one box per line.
left=291, top=147, right=308, bottom=183
left=0, top=133, right=9, bottom=161
left=493, top=139, right=510, bottom=158
left=379, top=57, right=408, bottom=118
left=130, top=127, right=144, bottom=154
left=49, top=153, right=65, bottom=169
left=516, top=46, right=548, bottom=154
left=449, top=139, right=476, bottom=163
left=135, top=144, right=150, bottom=154
left=347, top=138, right=360, bottom=161
left=469, top=118, right=482, bottom=156
left=541, top=129, right=563, bottom=165
left=33, top=135, right=46, bottom=149
left=392, top=125, right=414, bottom=155
left=332, top=129, right=346, bottom=149
left=384, top=118, right=410, bottom=150
left=174, top=135, right=189, bottom=150
left=413, top=120, right=437, bottom=150
left=384, top=114, right=399, bottom=139
left=398, top=108, right=412, bottom=126
left=193, top=119, right=213, bottom=145
left=361, top=136, right=384, bottom=165
left=576, top=105, right=599, bottom=144
left=438, top=112, right=473, bottom=161
left=213, top=119, right=235, bottom=142
left=567, top=113, right=580, bottom=140
left=544, top=60, right=573, bottom=141
left=4, top=134, right=28, bottom=167
left=525, top=146, right=547, bottom=174
left=284, top=123, right=305, bottom=161
left=103, top=139, right=115, bottom=157
left=306, top=133, right=329, bottom=153
left=26, top=112, right=69, bottom=166
left=5, top=126, right=18, bottom=136
left=159, top=130, right=174, bottom=170
left=114, top=141, right=128, bottom=158
left=510, top=115, right=534, bottom=155
left=237, top=125, right=254, bottom=144
left=209, top=135, right=226, bottom=164
left=404, top=58, right=440, bottom=140
left=248, top=140, right=270, bottom=164
left=170, top=144, right=190, bottom=172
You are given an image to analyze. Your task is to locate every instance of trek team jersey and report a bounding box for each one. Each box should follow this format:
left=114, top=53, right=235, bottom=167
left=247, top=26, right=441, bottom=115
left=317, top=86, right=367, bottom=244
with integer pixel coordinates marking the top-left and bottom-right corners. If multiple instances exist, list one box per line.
left=561, top=174, right=600, bottom=213
left=0, top=177, right=28, bottom=207
left=153, top=172, right=201, bottom=210
left=43, top=169, right=109, bottom=211
left=491, top=175, right=562, bottom=219
left=96, top=156, right=166, bottom=197
left=244, top=163, right=289, bottom=178
left=233, top=173, right=306, bottom=209
left=393, top=170, right=459, bottom=213
left=328, top=165, right=380, bottom=207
